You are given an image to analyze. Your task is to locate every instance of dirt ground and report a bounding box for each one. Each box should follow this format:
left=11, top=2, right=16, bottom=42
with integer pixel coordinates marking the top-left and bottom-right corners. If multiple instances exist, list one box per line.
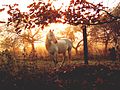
left=0, top=59, right=120, bottom=90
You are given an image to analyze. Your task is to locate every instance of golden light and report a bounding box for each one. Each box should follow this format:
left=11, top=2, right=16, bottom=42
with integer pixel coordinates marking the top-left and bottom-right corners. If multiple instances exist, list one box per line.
left=0, top=0, right=119, bottom=56
left=38, top=23, right=69, bottom=43
left=27, top=23, right=71, bottom=56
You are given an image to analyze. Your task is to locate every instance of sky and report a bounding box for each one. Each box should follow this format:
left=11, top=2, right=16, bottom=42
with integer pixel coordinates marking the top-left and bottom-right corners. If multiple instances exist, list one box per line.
left=0, top=0, right=119, bottom=9
left=0, top=0, right=119, bottom=21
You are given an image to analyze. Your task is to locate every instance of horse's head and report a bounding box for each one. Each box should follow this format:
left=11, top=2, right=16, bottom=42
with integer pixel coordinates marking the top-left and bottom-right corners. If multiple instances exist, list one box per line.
left=46, top=30, right=57, bottom=44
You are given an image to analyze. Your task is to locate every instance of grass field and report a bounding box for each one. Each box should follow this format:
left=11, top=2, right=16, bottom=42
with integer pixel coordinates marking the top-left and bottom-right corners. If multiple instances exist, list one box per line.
left=0, top=58, right=120, bottom=90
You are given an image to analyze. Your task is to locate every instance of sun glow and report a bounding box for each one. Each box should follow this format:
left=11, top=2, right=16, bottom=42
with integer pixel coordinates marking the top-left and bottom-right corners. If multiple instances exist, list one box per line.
left=30, top=23, right=69, bottom=45
left=30, top=23, right=83, bottom=57
left=40, top=23, right=69, bottom=41
left=0, top=0, right=119, bottom=56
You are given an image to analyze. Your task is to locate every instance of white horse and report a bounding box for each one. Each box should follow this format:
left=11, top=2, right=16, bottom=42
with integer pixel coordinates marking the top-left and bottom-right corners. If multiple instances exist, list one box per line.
left=45, top=30, right=72, bottom=66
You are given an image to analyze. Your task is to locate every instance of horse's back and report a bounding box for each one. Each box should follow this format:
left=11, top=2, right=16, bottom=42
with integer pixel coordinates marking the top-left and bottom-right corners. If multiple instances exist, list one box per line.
left=57, top=38, right=72, bottom=53
left=61, top=38, right=72, bottom=49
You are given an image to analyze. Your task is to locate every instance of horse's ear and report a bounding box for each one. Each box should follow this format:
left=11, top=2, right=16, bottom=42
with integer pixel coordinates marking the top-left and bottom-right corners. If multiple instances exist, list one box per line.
left=52, top=29, right=54, bottom=32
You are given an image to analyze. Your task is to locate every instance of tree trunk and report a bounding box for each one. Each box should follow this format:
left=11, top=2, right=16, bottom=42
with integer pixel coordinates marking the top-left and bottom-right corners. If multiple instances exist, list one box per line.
left=30, top=42, right=36, bottom=60
left=32, top=42, right=35, bottom=51
left=83, top=25, right=88, bottom=64
left=104, top=40, right=108, bottom=55
left=75, top=48, right=78, bottom=55
left=32, top=42, right=35, bottom=53
left=12, top=46, right=16, bottom=59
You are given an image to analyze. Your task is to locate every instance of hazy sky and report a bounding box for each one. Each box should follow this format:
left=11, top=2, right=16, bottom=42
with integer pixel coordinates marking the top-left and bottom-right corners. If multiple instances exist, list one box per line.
left=0, top=0, right=119, bottom=21
left=0, top=0, right=119, bottom=7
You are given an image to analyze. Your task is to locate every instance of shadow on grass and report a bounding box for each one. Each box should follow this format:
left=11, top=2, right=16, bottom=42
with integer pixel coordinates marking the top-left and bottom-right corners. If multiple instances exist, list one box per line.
left=0, top=62, right=120, bottom=90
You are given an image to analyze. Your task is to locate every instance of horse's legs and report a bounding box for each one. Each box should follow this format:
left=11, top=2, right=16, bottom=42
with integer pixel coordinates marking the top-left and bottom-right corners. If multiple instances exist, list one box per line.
left=54, top=52, right=58, bottom=65
left=60, top=52, right=67, bottom=67
left=50, top=54, right=55, bottom=64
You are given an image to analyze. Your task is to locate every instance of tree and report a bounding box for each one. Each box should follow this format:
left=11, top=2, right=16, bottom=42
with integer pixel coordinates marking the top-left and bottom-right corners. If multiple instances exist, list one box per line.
left=61, top=25, right=83, bottom=55
left=89, top=25, right=112, bottom=54
left=6, top=2, right=61, bottom=30
left=89, top=2, right=120, bottom=55
left=109, top=3, right=120, bottom=48
left=20, top=28, right=41, bottom=60
left=5, top=0, right=120, bottom=64
left=61, top=0, right=120, bottom=64
left=0, top=8, right=6, bottom=23
left=0, top=26, right=21, bottom=58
